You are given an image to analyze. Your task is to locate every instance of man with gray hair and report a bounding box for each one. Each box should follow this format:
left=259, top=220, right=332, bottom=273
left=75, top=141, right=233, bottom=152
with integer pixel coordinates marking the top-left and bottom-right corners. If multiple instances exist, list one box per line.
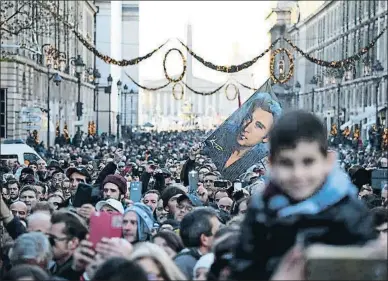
left=9, top=232, right=52, bottom=270
left=27, top=212, right=51, bottom=234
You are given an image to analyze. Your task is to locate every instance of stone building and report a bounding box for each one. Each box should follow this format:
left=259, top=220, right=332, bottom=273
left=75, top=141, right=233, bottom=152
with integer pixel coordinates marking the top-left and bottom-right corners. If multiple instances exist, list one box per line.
left=1, top=1, right=98, bottom=145
left=268, top=1, right=387, bottom=139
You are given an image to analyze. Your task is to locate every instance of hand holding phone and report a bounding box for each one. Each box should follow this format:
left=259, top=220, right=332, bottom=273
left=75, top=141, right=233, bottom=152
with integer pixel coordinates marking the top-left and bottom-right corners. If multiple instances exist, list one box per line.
left=89, top=212, right=123, bottom=248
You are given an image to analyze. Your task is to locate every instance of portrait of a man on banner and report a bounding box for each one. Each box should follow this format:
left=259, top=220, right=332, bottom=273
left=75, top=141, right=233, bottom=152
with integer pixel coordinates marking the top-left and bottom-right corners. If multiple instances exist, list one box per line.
left=203, top=91, right=282, bottom=181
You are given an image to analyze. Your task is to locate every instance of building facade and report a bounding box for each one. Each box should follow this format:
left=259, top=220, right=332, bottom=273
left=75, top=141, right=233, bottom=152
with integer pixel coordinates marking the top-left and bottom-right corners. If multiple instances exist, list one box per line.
left=268, top=1, right=388, bottom=139
left=95, top=0, right=139, bottom=136
left=1, top=1, right=98, bottom=145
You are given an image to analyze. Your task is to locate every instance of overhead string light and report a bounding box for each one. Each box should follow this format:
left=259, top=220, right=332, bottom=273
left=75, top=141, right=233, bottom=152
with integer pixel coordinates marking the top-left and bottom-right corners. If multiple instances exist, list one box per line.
left=182, top=81, right=227, bottom=96
left=73, top=30, right=168, bottom=66
left=125, top=72, right=171, bottom=91
left=283, top=26, right=387, bottom=68
left=178, top=38, right=281, bottom=73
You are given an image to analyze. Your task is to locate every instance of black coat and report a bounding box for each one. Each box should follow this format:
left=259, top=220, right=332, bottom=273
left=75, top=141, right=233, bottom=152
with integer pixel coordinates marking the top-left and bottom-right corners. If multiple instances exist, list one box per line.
left=230, top=192, right=378, bottom=281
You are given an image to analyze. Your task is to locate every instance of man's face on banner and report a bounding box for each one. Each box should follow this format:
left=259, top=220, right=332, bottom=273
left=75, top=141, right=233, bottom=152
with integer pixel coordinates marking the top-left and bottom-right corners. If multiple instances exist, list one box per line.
left=237, top=108, right=274, bottom=147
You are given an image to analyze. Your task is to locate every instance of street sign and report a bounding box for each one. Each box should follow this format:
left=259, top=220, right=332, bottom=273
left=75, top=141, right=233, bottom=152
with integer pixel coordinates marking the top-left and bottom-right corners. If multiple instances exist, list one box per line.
left=23, top=124, right=41, bottom=130
left=21, top=115, right=41, bottom=123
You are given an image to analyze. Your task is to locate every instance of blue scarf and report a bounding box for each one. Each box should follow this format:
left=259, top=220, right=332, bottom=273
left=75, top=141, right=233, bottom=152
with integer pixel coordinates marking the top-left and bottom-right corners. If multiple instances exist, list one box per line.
left=265, top=164, right=358, bottom=218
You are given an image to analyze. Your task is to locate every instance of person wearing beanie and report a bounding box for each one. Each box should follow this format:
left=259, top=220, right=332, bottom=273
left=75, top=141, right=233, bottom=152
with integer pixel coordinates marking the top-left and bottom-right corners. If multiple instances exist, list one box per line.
left=102, top=174, right=128, bottom=201
left=193, top=253, right=215, bottom=280
left=122, top=203, right=155, bottom=244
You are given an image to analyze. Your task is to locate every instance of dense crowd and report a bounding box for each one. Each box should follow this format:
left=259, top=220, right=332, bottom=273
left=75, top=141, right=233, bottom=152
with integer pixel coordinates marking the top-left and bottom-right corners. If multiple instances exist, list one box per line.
left=0, top=111, right=387, bottom=281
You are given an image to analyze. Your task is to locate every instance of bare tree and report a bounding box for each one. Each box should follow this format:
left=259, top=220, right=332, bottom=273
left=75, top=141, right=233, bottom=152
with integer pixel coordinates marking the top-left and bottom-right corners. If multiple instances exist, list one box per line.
left=0, top=0, right=81, bottom=59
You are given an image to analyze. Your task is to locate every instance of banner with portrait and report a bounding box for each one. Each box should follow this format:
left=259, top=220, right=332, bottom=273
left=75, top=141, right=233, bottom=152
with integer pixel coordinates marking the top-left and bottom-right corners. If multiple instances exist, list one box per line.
left=203, top=79, right=282, bottom=181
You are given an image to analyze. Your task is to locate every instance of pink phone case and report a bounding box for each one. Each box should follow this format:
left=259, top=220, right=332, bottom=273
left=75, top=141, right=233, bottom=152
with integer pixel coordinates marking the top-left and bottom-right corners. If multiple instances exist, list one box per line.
left=89, top=211, right=123, bottom=247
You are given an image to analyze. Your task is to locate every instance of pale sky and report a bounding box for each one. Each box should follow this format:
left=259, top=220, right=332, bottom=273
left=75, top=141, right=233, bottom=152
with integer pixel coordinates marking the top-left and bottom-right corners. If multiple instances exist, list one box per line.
left=139, top=1, right=274, bottom=86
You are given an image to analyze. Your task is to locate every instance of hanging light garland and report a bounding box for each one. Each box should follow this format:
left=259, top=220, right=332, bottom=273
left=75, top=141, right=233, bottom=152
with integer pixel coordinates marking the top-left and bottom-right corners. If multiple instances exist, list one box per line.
left=163, top=48, right=187, bottom=83
left=283, top=26, right=387, bottom=68
left=224, top=83, right=239, bottom=101
left=236, top=81, right=258, bottom=91
left=172, top=83, right=184, bottom=100
left=182, top=81, right=227, bottom=96
left=73, top=30, right=168, bottom=66
left=178, top=38, right=280, bottom=73
left=269, top=48, right=295, bottom=84
left=125, top=72, right=171, bottom=91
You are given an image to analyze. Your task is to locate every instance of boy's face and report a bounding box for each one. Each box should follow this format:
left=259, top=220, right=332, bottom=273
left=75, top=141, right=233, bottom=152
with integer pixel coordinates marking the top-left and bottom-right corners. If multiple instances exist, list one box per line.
left=269, top=141, right=334, bottom=201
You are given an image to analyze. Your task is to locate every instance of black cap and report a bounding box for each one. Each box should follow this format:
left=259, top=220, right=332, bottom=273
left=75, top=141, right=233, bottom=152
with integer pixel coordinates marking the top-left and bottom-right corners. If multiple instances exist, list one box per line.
left=21, top=167, right=34, bottom=175
left=65, top=167, right=91, bottom=183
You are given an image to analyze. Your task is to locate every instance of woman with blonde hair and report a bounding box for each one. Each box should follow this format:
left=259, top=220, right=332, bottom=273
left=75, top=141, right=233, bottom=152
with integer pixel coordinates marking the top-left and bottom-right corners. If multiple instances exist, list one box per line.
left=130, top=242, right=187, bottom=281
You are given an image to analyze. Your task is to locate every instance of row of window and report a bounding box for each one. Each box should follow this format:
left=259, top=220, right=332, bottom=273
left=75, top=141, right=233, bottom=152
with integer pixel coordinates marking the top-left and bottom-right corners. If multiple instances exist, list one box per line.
left=300, top=81, right=386, bottom=112
left=0, top=89, right=6, bottom=138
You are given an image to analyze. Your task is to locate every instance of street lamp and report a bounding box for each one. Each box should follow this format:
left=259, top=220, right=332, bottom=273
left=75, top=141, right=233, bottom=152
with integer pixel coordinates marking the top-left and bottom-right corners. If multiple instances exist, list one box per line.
left=42, top=44, right=65, bottom=148
left=93, top=69, right=101, bottom=134
left=46, top=73, right=62, bottom=147
left=309, top=76, right=318, bottom=113
left=334, top=68, right=344, bottom=138
left=372, top=60, right=384, bottom=127
left=116, top=80, right=122, bottom=140
left=123, top=84, right=128, bottom=135
left=105, top=74, right=113, bottom=136
left=294, top=81, right=301, bottom=108
left=71, top=55, right=85, bottom=133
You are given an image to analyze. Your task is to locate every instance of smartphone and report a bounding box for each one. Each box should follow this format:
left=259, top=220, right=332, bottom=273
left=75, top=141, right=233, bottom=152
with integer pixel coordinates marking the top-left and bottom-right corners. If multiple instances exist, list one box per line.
left=234, top=182, right=242, bottom=192
left=188, top=170, right=199, bottom=195
left=130, top=181, right=142, bottom=202
left=214, top=180, right=228, bottom=189
left=89, top=211, right=123, bottom=247
left=72, top=183, right=93, bottom=208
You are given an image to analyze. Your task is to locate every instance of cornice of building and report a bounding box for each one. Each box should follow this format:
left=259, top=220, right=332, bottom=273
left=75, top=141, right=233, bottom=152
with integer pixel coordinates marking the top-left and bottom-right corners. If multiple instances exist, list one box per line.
left=5, top=55, right=96, bottom=90
left=288, top=1, right=332, bottom=32
left=85, top=0, right=99, bottom=14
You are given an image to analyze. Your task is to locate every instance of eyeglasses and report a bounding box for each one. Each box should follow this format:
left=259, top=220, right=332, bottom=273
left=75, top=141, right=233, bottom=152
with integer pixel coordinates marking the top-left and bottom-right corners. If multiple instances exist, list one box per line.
left=47, top=234, right=69, bottom=246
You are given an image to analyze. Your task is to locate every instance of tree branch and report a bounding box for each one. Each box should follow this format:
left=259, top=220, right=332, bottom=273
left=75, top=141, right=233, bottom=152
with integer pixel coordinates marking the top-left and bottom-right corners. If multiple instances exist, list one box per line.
left=0, top=2, right=28, bottom=27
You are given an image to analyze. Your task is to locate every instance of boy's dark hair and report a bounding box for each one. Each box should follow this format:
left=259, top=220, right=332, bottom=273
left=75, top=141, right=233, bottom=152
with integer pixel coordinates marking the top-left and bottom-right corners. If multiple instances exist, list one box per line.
left=269, top=110, right=328, bottom=160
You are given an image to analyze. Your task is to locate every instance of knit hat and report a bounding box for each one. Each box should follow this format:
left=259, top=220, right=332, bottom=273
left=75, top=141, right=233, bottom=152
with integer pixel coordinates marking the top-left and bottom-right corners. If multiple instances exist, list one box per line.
left=102, top=174, right=127, bottom=195
left=193, top=253, right=215, bottom=277
left=124, top=203, right=155, bottom=242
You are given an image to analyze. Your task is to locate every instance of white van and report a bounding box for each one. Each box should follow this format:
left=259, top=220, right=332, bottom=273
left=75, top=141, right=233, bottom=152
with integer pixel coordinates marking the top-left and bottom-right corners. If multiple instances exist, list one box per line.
left=0, top=143, right=43, bottom=164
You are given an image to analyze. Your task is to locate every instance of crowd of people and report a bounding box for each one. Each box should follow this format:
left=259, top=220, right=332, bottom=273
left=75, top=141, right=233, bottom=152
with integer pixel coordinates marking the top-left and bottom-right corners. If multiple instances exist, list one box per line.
left=0, top=111, right=387, bottom=281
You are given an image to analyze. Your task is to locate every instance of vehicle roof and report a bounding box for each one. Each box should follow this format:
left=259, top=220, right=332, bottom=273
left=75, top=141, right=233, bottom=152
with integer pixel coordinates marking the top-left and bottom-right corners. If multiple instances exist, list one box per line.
left=1, top=143, right=38, bottom=154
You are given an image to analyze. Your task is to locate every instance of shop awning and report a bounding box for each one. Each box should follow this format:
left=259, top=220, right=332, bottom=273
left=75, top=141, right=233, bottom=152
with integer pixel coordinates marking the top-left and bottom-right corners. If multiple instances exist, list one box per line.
left=340, top=120, right=353, bottom=130
left=350, top=106, right=386, bottom=123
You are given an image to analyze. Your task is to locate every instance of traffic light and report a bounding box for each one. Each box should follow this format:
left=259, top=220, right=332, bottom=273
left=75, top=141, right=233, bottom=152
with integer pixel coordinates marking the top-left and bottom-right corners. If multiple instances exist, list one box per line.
left=76, top=102, right=84, bottom=117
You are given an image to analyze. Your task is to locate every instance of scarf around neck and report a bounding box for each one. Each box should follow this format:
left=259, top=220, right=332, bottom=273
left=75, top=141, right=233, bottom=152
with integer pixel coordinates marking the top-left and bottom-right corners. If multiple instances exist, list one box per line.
left=263, top=164, right=358, bottom=218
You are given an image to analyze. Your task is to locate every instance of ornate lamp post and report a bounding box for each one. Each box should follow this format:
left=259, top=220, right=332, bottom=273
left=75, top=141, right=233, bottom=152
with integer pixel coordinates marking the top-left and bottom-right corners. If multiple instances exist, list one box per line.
left=105, top=74, right=113, bottom=136
left=116, top=80, right=122, bottom=140
left=309, top=76, right=318, bottom=113
left=294, top=81, right=301, bottom=108
left=372, top=60, right=384, bottom=126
